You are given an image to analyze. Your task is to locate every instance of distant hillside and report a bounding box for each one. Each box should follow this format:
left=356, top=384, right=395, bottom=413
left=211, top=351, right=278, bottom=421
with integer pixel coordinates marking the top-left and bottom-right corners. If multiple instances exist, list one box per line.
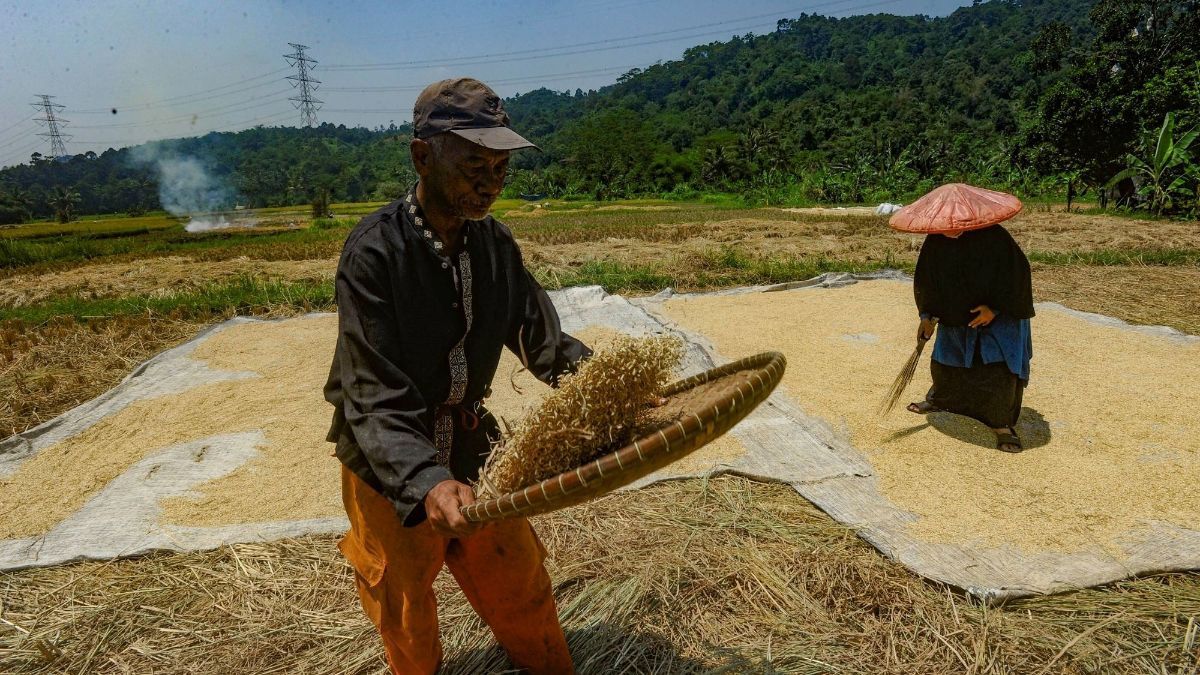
left=510, top=0, right=1095, bottom=160
left=503, top=0, right=1104, bottom=197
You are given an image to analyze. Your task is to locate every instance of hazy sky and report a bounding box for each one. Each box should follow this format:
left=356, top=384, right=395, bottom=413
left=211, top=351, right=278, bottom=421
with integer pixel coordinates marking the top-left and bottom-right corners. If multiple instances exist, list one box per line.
left=0, top=0, right=973, bottom=168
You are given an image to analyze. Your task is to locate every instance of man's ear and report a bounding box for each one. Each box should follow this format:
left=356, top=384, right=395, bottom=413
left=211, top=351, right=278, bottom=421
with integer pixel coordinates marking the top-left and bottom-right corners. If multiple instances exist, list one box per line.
left=411, top=138, right=431, bottom=177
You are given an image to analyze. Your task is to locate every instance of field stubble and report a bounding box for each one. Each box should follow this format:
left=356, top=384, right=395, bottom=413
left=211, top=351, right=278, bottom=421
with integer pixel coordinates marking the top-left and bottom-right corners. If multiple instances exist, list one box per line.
left=1, top=478, right=1196, bottom=673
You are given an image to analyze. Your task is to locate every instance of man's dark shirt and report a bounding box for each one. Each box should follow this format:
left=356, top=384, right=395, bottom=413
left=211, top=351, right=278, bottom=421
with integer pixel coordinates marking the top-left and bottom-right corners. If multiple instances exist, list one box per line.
left=325, top=191, right=591, bottom=526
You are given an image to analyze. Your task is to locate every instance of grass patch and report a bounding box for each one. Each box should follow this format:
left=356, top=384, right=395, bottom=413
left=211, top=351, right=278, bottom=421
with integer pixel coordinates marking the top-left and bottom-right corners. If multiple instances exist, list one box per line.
left=536, top=249, right=896, bottom=295
left=311, top=217, right=358, bottom=230
left=543, top=260, right=675, bottom=293
left=1029, top=248, right=1200, bottom=267
left=0, top=235, right=147, bottom=268
left=0, top=214, right=181, bottom=240
left=0, top=223, right=353, bottom=270
left=0, top=276, right=335, bottom=324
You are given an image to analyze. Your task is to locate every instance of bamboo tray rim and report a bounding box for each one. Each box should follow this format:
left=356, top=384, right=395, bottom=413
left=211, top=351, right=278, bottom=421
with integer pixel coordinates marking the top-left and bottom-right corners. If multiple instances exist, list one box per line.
left=462, top=351, right=786, bottom=523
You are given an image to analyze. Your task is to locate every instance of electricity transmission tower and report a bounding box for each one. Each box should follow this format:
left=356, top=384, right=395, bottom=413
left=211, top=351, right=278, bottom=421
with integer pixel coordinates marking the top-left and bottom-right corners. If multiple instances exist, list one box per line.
left=31, top=95, right=71, bottom=159
left=284, top=43, right=322, bottom=127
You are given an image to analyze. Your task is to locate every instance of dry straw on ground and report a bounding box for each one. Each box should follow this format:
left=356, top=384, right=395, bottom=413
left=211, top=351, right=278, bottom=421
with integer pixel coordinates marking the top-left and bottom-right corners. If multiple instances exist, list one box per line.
left=662, top=280, right=1200, bottom=553
left=480, top=335, right=683, bottom=498
left=0, top=316, right=201, bottom=438
left=2, top=476, right=1197, bottom=674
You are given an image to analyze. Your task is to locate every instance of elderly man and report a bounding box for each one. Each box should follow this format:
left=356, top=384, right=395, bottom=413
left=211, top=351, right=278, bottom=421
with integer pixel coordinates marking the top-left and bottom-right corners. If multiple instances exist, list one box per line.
left=324, top=78, right=589, bottom=674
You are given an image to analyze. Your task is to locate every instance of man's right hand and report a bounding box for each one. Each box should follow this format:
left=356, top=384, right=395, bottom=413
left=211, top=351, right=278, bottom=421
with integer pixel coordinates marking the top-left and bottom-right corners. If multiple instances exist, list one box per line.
left=424, top=480, right=480, bottom=538
left=918, top=318, right=937, bottom=341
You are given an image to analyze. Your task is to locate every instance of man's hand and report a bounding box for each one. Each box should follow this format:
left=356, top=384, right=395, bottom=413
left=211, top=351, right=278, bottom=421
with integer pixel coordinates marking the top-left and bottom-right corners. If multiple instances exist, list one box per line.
left=424, top=480, right=480, bottom=538
left=968, top=305, right=996, bottom=328
left=918, top=317, right=937, bottom=341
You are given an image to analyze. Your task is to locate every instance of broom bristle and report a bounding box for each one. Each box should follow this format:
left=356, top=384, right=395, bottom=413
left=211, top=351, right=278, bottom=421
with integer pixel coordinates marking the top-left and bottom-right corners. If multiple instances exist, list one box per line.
left=879, top=340, right=927, bottom=415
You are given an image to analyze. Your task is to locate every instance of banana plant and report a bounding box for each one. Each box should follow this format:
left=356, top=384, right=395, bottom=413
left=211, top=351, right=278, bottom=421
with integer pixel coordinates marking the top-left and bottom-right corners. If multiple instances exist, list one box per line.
left=1108, top=112, right=1199, bottom=215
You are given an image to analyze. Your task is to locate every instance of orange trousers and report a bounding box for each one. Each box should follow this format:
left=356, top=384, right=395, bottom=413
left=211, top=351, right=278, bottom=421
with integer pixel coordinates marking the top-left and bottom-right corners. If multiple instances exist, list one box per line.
left=338, top=466, right=573, bottom=674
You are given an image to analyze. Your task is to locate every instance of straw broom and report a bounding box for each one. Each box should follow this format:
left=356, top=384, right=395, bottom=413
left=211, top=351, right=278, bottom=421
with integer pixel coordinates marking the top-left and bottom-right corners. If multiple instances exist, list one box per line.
left=879, top=318, right=937, bottom=415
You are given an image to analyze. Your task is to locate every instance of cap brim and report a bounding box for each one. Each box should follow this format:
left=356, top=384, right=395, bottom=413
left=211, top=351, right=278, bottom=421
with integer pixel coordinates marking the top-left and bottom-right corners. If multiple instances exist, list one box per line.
left=450, top=126, right=539, bottom=151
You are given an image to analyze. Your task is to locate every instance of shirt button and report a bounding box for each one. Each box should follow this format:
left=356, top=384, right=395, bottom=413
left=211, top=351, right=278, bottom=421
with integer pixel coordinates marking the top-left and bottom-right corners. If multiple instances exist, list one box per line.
left=452, top=302, right=459, bottom=309
left=441, top=262, right=449, bottom=269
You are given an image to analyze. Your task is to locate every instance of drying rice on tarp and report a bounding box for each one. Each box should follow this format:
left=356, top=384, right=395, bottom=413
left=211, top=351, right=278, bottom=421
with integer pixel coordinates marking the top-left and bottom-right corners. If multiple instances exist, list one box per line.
left=656, top=279, right=1200, bottom=554
left=480, top=335, right=683, bottom=497
left=0, top=323, right=669, bottom=536
left=3, top=279, right=1197, bottom=600
left=648, top=275, right=1200, bottom=588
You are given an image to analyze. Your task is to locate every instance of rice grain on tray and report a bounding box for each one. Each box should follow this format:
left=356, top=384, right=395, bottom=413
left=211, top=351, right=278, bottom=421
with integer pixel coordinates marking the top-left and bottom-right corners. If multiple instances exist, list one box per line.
left=478, top=335, right=683, bottom=498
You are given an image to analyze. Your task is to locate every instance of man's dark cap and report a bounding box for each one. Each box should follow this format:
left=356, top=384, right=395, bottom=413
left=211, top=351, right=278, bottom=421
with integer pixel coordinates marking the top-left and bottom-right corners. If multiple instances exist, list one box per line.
left=413, top=78, right=538, bottom=151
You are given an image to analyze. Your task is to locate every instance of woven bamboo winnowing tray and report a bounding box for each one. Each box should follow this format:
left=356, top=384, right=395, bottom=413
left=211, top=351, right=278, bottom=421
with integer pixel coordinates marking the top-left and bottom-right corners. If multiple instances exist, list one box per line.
left=462, top=351, right=786, bottom=523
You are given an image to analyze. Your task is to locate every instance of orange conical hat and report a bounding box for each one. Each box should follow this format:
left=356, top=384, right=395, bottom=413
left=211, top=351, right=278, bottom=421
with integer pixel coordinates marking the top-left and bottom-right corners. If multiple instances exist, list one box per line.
left=889, top=183, right=1022, bottom=234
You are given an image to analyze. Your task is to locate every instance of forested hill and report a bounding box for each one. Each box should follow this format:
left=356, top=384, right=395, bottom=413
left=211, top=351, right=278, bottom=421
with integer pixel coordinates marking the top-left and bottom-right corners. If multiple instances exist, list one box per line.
left=505, top=0, right=1096, bottom=178
left=3, top=0, right=1197, bottom=221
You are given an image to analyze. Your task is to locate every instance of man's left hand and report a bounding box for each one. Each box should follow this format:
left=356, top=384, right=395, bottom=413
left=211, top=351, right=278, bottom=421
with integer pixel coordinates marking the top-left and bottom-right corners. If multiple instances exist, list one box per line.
left=969, top=305, right=996, bottom=328
left=425, top=480, right=481, bottom=539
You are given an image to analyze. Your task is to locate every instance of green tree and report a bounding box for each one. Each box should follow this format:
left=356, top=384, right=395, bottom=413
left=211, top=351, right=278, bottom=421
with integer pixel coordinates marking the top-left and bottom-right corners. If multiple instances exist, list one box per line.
left=1022, top=0, right=1200, bottom=186
left=49, top=187, right=81, bottom=223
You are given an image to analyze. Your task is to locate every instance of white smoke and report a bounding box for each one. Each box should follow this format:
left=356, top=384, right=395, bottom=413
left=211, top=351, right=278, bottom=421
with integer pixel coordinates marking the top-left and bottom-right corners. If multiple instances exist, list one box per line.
left=183, top=217, right=232, bottom=233
left=131, top=146, right=251, bottom=232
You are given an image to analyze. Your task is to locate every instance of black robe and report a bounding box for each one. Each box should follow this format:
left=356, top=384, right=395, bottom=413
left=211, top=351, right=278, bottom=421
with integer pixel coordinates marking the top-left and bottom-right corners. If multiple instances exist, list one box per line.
left=913, top=225, right=1035, bottom=327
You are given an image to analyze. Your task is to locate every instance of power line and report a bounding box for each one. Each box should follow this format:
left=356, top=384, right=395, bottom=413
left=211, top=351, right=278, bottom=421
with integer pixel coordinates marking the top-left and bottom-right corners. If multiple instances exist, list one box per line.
left=0, top=117, right=31, bottom=139
left=322, top=64, right=643, bottom=93
left=284, top=43, right=322, bottom=127
left=69, top=91, right=294, bottom=129
left=31, top=95, right=71, bottom=160
left=72, top=68, right=291, bottom=115
left=0, top=128, right=36, bottom=149
left=58, top=110, right=298, bottom=148
left=324, top=0, right=898, bottom=71
left=4, top=138, right=43, bottom=158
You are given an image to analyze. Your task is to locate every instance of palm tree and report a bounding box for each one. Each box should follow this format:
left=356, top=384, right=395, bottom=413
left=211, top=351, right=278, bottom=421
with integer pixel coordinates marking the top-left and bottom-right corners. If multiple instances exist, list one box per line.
left=49, top=186, right=81, bottom=223
left=701, top=146, right=734, bottom=186
left=1108, top=112, right=1198, bottom=216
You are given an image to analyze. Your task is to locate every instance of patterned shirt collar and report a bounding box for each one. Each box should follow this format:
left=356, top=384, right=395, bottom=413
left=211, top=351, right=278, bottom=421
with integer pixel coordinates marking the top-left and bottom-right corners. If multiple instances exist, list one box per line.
left=404, top=184, right=469, bottom=257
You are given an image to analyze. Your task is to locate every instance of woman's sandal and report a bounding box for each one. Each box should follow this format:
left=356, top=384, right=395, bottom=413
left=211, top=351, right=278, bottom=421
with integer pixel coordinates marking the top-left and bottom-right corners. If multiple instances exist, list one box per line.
left=996, top=428, right=1023, bottom=453
left=906, top=401, right=940, bottom=415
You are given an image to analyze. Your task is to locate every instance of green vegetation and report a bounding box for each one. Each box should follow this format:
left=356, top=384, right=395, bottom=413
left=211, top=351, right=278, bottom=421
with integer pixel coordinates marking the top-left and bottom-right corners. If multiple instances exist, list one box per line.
left=1108, top=113, right=1199, bottom=215
left=0, top=213, right=182, bottom=240
left=0, top=218, right=356, bottom=269
left=539, top=253, right=896, bottom=293
left=0, top=276, right=335, bottom=325
left=1027, top=248, right=1200, bottom=267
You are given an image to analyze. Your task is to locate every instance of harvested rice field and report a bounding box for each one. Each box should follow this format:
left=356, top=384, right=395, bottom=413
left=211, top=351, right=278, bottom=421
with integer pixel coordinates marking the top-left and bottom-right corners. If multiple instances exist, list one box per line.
left=2, top=200, right=1198, bottom=673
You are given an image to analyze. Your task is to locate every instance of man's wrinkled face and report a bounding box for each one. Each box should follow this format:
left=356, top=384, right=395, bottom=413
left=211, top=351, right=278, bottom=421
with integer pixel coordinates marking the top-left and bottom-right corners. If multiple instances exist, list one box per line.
left=414, top=133, right=510, bottom=221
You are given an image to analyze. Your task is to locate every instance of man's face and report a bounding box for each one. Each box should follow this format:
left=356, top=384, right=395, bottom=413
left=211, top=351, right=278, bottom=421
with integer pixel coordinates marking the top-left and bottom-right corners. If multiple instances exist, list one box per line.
left=413, top=133, right=510, bottom=221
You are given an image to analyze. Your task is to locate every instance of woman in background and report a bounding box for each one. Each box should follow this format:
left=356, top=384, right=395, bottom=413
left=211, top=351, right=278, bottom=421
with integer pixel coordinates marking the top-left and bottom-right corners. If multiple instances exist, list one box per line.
left=890, top=184, right=1035, bottom=453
